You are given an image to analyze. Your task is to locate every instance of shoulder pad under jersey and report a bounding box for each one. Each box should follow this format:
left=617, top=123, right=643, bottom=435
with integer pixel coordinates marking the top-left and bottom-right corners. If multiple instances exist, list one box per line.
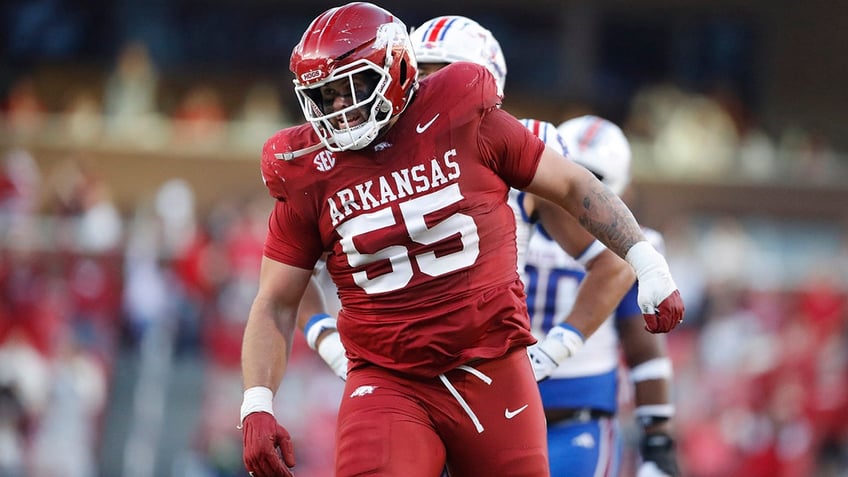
left=419, top=62, right=502, bottom=119
left=260, top=124, right=326, bottom=200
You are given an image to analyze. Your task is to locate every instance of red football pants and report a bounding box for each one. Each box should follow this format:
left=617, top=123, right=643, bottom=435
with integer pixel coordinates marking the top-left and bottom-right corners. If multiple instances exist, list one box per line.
left=335, top=347, right=550, bottom=477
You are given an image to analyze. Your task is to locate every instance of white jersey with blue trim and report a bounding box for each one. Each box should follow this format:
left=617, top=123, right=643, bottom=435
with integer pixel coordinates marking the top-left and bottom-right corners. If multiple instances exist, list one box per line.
left=525, top=227, right=622, bottom=378
left=525, top=223, right=664, bottom=412
left=509, top=189, right=533, bottom=277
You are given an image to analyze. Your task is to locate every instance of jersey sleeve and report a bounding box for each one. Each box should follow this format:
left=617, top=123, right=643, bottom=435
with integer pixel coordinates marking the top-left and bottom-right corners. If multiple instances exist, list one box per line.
left=263, top=200, right=324, bottom=270
left=260, top=132, right=288, bottom=200
left=259, top=124, right=321, bottom=201
left=478, top=107, right=546, bottom=190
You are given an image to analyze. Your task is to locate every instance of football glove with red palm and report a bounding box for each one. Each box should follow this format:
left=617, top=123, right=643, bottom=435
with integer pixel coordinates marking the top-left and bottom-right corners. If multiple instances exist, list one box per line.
left=242, top=411, right=296, bottom=477
left=625, top=241, right=685, bottom=333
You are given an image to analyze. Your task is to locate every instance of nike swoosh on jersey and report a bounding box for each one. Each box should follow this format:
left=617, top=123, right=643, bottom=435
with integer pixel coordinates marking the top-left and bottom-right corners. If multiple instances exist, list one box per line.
left=504, top=404, right=529, bottom=419
left=416, top=113, right=440, bottom=133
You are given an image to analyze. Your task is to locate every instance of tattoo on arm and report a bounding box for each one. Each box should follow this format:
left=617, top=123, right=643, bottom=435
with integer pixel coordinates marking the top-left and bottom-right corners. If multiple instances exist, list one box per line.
left=577, top=183, right=643, bottom=257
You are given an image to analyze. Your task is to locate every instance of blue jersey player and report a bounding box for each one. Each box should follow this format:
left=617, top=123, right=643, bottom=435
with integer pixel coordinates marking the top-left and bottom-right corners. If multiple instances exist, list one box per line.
left=524, top=116, right=681, bottom=477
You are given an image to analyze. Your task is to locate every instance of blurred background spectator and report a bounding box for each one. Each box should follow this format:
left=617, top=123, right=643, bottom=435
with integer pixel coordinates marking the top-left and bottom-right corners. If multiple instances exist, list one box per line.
left=102, top=40, right=167, bottom=149
left=58, top=88, right=105, bottom=147
left=170, top=84, right=227, bottom=151
left=3, top=77, right=48, bottom=142
left=0, top=1, right=846, bottom=476
left=228, top=81, right=292, bottom=153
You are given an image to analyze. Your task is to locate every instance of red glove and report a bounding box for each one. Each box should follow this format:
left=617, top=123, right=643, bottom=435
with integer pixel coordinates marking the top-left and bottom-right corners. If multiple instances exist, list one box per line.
left=242, top=411, right=296, bottom=477
left=626, top=241, right=686, bottom=334
left=643, top=289, right=685, bottom=333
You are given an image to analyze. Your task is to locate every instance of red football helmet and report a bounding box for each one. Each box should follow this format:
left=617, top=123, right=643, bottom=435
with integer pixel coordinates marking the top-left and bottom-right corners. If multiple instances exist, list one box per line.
left=290, top=2, right=418, bottom=151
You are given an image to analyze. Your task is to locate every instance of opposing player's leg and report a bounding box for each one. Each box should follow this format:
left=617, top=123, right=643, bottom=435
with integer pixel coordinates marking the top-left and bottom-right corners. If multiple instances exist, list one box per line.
left=547, top=416, right=620, bottom=477
left=437, top=348, right=550, bottom=477
left=335, top=366, right=447, bottom=477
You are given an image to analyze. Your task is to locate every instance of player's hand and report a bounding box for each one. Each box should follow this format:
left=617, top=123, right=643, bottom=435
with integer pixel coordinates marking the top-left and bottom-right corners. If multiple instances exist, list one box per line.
left=625, top=241, right=685, bottom=333
left=242, top=411, right=296, bottom=477
left=638, top=432, right=680, bottom=477
left=527, top=343, right=558, bottom=382
left=527, top=324, right=584, bottom=382
left=642, top=289, right=684, bottom=334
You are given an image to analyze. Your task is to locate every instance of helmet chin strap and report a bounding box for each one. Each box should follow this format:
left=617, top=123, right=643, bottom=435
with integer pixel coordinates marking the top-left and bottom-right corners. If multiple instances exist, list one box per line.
left=273, top=142, right=326, bottom=161
left=279, top=105, right=399, bottom=159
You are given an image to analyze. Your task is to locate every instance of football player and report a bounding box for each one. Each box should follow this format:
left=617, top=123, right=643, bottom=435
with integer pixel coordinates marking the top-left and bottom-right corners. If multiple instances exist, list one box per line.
left=305, top=13, right=639, bottom=389
left=526, top=116, right=681, bottom=477
left=410, top=15, right=636, bottom=358
left=239, top=3, right=684, bottom=477
left=409, top=20, right=681, bottom=474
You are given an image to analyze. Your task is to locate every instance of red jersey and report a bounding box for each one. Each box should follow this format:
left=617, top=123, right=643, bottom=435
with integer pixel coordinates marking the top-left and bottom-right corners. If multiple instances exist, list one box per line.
left=260, top=62, right=546, bottom=377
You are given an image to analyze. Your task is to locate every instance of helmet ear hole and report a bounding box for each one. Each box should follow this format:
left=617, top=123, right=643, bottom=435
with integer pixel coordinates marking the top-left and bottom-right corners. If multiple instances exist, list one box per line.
left=399, top=58, right=408, bottom=86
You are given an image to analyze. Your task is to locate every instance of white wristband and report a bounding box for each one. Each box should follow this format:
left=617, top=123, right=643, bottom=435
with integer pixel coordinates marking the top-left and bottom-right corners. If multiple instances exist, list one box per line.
left=239, top=386, right=274, bottom=426
left=634, top=404, right=675, bottom=419
left=304, top=314, right=337, bottom=350
left=630, top=358, right=673, bottom=383
left=625, top=241, right=665, bottom=278
left=625, top=241, right=677, bottom=315
left=317, top=330, right=348, bottom=380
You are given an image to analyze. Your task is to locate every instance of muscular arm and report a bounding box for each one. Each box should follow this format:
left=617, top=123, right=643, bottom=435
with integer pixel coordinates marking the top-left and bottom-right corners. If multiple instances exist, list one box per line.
left=618, top=309, right=681, bottom=475
left=525, top=143, right=684, bottom=335
left=618, top=315, right=673, bottom=431
left=524, top=145, right=646, bottom=259
left=242, top=256, right=313, bottom=392
left=533, top=197, right=635, bottom=338
left=240, top=256, right=310, bottom=476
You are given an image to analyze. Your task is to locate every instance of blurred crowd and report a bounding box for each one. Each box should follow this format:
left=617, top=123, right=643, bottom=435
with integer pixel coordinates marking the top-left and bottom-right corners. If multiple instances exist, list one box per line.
left=3, top=41, right=295, bottom=158
left=621, top=82, right=847, bottom=186
left=4, top=40, right=847, bottom=185
left=1, top=40, right=847, bottom=477
left=0, top=147, right=343, bottom=476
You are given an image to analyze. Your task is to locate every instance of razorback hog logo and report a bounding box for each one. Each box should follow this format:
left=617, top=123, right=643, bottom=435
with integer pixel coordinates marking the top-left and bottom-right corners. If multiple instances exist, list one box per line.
left=301, top=70, right=324, bottom=82
left=350, top=385, right=378, bottom=398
